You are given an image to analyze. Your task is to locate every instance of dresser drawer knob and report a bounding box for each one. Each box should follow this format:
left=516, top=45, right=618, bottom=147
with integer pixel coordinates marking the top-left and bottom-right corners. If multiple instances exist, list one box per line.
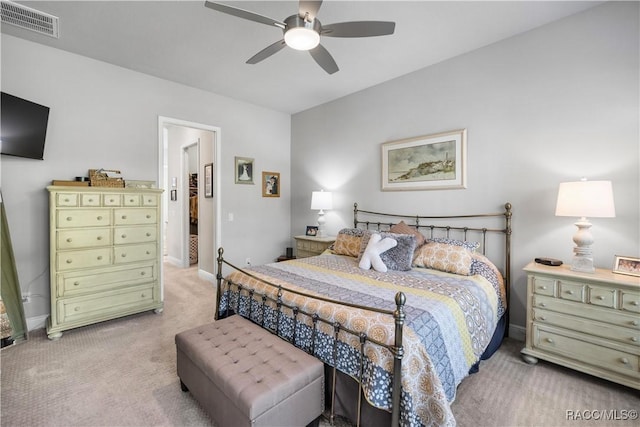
left=539, top=316, right=546, bottom=321
left=141, top=293, right=146, bottom=298
left=64, top=198, right=70, bottom=203
left=97, top=216, right=103, bottom=221
left=66, top=259, right=73, bottom=264
left=121, top=253, right=127, bottom=258
left=97, top=236, right=102, bottom=241
left=546, top=338, right=554, bottom=344
left=140, top=271, right=146, bottom=276
left=567, top=290, right=574, bottom=295
left=66, top=217, right=72, bottom=221
left=74, top=307, right=80, bottom=312
left=631, top=301, right=639, bottom=306
left=632, top=320, right=639, bottom=326
left=121, top=234, right=127, bottom=239
left=631, top=337, right=638, bottom=342
left=620, top=357, right=630, bottom=365
left=146, top=251, right=150, bottom=255
left=109, top=199, right=115, bottom=203
left=146, top=233, right=151, bottom=237
left=146, top=215, right=151, bottom=219
left=121, top=215, right=127, bottom=220
left=97, top=256, right=102, bottom=260
left=540, top=286, right=547, bottom=290
left=88, top=198, right=94, bottom=202
left=596, top=295, right=605, bottom=300
left=539, top=302, right=546, bottom=308
left=74, top=281, right=80, bottom=286
left=66, top=238, right=73, bottom=243
left=129, top=199, right=135, bottom=203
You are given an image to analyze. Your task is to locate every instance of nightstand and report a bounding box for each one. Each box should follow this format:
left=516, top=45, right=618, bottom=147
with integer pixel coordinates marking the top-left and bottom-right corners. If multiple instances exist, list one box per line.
left=521, top=261, right=640, bottom=390
left=294, top=235, right=336, bottom=258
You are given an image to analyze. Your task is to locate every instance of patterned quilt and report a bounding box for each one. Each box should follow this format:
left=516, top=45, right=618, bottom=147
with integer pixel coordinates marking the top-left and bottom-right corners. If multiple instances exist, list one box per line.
left=218, top=252, right=506, bottom=427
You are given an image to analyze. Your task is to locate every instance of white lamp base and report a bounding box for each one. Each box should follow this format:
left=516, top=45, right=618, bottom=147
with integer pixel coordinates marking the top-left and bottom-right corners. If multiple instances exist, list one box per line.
left=570, top=218, right=595, bottom=273
left=317, top=210, right=326, bottom=238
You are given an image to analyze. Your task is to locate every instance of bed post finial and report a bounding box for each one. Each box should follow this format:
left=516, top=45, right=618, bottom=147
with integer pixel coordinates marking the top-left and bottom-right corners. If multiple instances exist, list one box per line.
left=215, top=247, right=224, bottom=320
left=354, top=203, right=359, bottom=228
left=391, top=291, right=406, bottom=427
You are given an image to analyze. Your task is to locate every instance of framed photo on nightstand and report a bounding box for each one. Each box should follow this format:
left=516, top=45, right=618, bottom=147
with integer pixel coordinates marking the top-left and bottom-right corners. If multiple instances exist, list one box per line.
left=613, top=255, right=640, bottom=277
left=305, top=226, right=318, bottom=236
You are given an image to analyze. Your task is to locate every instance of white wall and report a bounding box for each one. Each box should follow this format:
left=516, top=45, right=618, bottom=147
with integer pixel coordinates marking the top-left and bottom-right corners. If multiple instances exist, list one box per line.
left=290, top=2, right=639, bottom=336
left=1, top=35, right=291, bottom=328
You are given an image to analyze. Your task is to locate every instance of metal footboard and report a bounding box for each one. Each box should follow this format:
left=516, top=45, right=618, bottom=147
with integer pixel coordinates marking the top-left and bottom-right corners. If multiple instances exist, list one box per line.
left=216, top=248, right=405, bottom=427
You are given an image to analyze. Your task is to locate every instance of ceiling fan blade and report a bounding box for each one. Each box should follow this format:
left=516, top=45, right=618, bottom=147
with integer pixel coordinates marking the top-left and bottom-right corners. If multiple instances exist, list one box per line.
left=299, top=0, right=323, bottom=20
left=246, top=40, right=287, bottom=64
left=309, top=44, right=339, bottom=74
left=322, top=21, right=396, bottom=37
left=205, top=1, right=285, bottom=29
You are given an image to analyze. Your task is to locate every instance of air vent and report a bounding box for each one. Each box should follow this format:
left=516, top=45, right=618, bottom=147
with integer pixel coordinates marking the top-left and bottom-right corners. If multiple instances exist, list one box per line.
left=1, top=0, right=59, bottom=38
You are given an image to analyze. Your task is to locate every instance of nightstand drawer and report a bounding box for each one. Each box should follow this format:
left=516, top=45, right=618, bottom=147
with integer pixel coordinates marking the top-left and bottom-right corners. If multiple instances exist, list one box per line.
left=534, top=326, right=639, bottom=378
left=588, top=285, right=616, bottom=308
left=558, top=280, right=584, bottom=302
left=532, top=276, right=555, bottom=296
left=622, top=291, right=640, bottom=313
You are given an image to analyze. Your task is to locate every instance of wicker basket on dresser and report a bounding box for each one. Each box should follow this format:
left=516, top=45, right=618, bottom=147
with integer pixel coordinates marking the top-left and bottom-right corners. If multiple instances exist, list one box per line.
left=521, top=261, right=640, bottom=389
left=46, top=186, right=164, bottom=340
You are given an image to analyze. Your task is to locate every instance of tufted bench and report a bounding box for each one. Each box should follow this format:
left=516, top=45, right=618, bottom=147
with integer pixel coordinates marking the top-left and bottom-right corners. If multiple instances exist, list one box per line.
left=175, top=315, right=324, bottom=427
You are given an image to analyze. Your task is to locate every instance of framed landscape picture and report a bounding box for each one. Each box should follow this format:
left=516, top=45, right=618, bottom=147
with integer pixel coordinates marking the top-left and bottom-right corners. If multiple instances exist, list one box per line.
left=235, top=157, right=254, bottom=184
left=381, top=129, right=467, bottom=191
left=262, top=171, right=280, bottom=197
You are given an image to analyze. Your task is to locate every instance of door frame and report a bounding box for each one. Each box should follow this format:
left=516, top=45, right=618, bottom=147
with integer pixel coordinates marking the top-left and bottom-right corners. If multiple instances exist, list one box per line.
left=158, top=116, right=221, bottom=281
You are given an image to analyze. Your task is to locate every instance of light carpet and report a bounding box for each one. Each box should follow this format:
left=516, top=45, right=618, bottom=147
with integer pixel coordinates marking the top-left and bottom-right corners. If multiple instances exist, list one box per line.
left=1, top=263, right=637, bottom=427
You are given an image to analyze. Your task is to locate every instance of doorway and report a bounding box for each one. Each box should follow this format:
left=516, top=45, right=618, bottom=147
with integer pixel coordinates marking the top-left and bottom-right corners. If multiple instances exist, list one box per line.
left=158, top=116, right=221, bottom=283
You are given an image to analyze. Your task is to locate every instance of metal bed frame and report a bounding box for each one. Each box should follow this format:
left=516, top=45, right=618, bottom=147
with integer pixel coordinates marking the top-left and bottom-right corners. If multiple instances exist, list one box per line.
left=215, top=202, right=512, bottom=427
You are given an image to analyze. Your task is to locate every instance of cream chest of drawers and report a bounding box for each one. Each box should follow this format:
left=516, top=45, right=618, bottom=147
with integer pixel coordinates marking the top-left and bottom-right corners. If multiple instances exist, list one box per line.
left=521, top=261, right=640, bottom=389
left=47, top=186, right=164, bottom=339
left=294, top=235, right=336, bottom=258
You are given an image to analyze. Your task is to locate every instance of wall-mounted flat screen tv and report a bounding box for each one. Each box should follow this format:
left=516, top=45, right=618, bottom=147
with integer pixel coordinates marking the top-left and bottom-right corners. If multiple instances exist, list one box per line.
left=1, top=92, right=50, bottom=160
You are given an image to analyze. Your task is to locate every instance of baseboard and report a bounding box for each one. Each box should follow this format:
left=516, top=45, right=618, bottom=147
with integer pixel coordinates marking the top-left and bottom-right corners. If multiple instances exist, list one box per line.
left=509, top=324, right=526, bottom=342
left=199, top=269, right=215, bottom=283
left=26, top=315, right=48, bottom=332
left=165, top=256, right=183, bottom=267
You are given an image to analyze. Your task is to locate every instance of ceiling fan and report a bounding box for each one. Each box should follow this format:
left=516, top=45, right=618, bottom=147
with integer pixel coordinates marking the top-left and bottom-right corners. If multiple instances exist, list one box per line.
left=204, top=0, right=395, bottom=74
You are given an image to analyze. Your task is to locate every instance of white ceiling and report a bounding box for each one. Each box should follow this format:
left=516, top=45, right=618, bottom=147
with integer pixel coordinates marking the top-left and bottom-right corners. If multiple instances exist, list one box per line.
left=2, top=1, right=603, bottom=114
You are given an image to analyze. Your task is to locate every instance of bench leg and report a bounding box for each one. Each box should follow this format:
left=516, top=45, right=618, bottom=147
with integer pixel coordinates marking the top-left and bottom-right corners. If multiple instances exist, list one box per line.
left=180, top=379, right=189, bottom=392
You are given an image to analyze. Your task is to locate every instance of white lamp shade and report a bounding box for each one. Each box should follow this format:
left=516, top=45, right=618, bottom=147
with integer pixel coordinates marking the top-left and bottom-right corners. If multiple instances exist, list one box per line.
left=555, top=180, right=615, bottom=218
left=311, top=191, right=333, bottom=210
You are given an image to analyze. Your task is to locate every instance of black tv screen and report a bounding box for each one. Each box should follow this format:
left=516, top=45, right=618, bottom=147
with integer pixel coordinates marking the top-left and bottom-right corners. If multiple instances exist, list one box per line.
left=1, top=92, right=50, bottom=160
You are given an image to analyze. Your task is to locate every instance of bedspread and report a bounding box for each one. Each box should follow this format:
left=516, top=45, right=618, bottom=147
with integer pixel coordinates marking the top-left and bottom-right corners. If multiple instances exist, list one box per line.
left=218, top=253, right=505, bottom=427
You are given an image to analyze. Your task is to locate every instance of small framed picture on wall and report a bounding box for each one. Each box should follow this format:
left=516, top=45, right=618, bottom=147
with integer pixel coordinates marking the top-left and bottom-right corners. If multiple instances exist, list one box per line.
left=262, top=172, right=280, bottom=197
left=235, top=157, right=254, bottom=184
left=204, top=163, right=213, bottom=198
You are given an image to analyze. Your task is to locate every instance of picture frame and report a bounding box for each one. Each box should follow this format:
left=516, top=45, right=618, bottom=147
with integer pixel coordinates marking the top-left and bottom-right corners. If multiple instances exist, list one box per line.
left=305, top=226, right=318, bottom=236
left=235, top=157, right=254, bottom=185
left=612, top=255, right=640, bottom=277
left=204, top=163, right=213, bottom=198
left=262, top=171, right=280, bottom=197
left=381, top=129, right=467, bottom=191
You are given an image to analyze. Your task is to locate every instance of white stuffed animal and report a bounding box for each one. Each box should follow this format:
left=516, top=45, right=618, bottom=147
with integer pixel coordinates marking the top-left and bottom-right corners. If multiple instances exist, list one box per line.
left=359, top=233, right=397, bottom=272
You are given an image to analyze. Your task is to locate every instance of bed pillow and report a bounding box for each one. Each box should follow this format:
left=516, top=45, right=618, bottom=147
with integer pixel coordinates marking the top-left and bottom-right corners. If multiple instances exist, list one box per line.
left=333, top=228, right=369, bottom=257
left=359, top=233, right=398, bottom=273
left=413, top=241, right=473, bottom=275
left=389, top=221, right=426, bottom=248
left=426, top=237, right=480, bottom=252
left=379, top=232, right=417, bottom=271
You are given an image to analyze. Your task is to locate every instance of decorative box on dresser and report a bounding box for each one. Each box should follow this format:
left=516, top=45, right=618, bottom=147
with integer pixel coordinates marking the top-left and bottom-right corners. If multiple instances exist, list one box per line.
left=521, top=261, right=640, bottom=390
left=294, top=235, right=336, bottom=258
left=47, top=186, right=164, bottom=340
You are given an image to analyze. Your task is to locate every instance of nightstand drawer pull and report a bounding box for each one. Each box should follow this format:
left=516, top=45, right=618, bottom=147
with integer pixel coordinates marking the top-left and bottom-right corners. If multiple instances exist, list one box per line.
left=567, top=290, right=574, bottom=295
left=620, top=358, right=630, bottom=365
left=631, top=337, right=638, bottom=342
left=540, top=286, right=547, bottom=290
left=632, top=320, right=639, bottom=326
left=539, top=302, right=546, bottom=307
left=631, top=301, right=639, bottom=306
left=546, top=338, right=554, bottom=344
left=596, top=295, right=604, bottom=300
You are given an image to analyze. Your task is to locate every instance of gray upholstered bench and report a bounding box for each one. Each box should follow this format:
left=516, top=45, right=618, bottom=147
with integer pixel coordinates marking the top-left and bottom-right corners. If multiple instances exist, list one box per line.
left=175, top=315, right=324, bottom=427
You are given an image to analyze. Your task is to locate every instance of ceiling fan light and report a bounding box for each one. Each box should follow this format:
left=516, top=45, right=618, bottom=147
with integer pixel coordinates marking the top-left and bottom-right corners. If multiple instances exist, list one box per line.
left=284, top=27, right=320, bottom=50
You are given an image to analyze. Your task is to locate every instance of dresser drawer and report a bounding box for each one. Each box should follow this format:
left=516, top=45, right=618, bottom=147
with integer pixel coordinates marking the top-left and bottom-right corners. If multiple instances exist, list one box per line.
left=57, top=209, right=111, bottom=228
left=123, top=195, right=141, bottom=206
left=141, top=194, right=159, bottom=206
left=114, top=226, right=156, bottom=244
left=114, top=243, right=156, bottom=264
left=113, top=208, right=156, bottom=225
left=533, top=326, right=639, bottom=378
left=57, top=264, right=155, bottom=297
left=57, top=228, right=111, bottom=249
left=80, top=193, right=101, bottom=207
left=57, top=248, right=112, bottom=271
left=56, top=193, right=78, bottom=206
left=56, top=284, right=156, bottom=324
left=531, top=276, right=555, bottom=296
left=103, top=194, right=122, bottom=206
left=533, top=308, right=640, bottom=347
left=588, top=285, right=616, bottom=308
left=621, top=291, right=640, bottom=313
left=558, top=280, right=584, bottom=302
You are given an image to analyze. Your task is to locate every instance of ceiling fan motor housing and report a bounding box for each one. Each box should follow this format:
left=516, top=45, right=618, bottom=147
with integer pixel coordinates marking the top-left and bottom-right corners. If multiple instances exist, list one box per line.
left=283, top=15, right=321, bottom=50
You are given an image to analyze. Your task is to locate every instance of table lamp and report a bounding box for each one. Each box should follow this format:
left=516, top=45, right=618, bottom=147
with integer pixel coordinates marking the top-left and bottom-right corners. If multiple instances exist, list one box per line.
left=555, top=178, right=615, bottom=273
left=311, top=190, right=333, bottom=238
